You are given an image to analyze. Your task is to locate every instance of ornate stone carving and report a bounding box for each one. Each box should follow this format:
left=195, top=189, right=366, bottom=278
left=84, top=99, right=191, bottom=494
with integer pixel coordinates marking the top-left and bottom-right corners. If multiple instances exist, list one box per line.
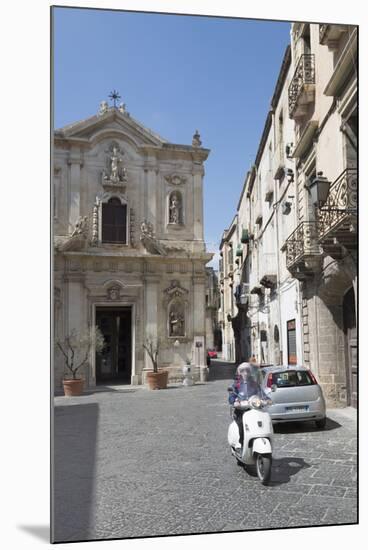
left=102, top=142, right=127, bottom=187
left=55, top=216, right=89, bottom=252
left=140, top=220, right=167, bottom=255
left=163, top=280, right=189, bottom=299
left=130, top=208, right=136, bottom=247
left=107, top=285, right=121, bottom=301
left=91, top=198, right=99, bottom=246
left=164, top=174, right=186, bottom=186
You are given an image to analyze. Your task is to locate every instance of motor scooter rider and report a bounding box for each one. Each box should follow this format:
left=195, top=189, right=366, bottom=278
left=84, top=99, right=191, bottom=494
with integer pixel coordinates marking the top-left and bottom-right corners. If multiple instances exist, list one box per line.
left=228, top=362, right=270, bottom=451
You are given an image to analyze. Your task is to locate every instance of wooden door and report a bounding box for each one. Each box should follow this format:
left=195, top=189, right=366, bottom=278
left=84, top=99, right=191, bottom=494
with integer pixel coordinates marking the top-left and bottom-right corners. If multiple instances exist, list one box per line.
left=343, top=288, right=357, bottom=408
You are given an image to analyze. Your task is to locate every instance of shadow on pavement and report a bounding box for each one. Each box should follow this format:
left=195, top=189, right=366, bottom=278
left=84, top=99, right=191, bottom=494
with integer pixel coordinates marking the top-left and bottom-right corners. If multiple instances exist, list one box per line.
left=273, top=417, right=341, bottom=434
left=244, top=456, right=311, bottom=485
left=269, top=456, right=311, bottom=485
left=52, top=402, right=99, bottom=542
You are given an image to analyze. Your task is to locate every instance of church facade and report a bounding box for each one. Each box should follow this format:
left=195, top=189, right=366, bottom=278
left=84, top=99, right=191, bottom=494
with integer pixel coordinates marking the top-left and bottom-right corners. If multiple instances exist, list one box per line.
left=53, top=101, right=212, bottom=389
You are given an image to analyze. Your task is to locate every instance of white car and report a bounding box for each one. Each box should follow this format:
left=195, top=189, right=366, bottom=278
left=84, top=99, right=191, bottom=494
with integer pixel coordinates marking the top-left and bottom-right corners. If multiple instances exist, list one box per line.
left=260, top=365, right=326, bottom=429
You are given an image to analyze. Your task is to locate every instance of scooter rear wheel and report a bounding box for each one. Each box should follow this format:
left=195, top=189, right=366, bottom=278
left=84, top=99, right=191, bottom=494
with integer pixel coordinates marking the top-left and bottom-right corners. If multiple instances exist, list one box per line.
left=256, top=453, right=272, bottom=485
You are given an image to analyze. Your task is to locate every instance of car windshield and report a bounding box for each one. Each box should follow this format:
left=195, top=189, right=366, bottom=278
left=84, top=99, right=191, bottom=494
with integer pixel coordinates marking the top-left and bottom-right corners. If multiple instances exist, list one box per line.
left=269, top=370, right=315, bottom=388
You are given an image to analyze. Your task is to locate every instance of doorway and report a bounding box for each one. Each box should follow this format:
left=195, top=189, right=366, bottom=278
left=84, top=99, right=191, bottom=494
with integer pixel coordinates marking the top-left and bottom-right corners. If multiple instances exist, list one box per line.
left=96, top=307, right=132, bottom=384
left=343, top=288, right=357, bottom=408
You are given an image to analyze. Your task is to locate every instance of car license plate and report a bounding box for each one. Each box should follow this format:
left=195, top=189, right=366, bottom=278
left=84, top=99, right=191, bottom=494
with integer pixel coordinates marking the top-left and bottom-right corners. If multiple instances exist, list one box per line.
left=285, top=406, right=309, bottom=412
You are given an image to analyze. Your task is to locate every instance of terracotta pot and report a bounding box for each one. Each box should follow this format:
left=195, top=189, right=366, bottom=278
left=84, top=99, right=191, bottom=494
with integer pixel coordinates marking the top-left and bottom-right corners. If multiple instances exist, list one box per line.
left=63, top=378, right=84, bottom=396
left=146, top=370, right=168, bottom=390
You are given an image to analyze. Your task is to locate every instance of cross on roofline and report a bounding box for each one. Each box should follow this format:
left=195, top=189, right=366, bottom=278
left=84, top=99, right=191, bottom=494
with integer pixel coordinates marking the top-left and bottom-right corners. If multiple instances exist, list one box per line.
left=108, top=90, right=121, bottom=108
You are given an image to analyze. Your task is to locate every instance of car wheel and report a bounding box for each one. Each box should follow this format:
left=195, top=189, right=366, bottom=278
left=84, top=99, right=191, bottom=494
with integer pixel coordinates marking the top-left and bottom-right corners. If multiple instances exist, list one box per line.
left=315, top=417, right=327, bottom=429
left=256, top=453, right=272, bottom=485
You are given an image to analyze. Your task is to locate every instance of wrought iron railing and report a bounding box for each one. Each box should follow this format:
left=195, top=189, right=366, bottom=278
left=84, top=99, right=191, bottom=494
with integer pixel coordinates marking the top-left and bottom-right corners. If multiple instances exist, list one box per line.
left=285, top=221, right=320, bottom=269
left=288, top=54, right=315, bottom=116
left=318, top=168, right=357, bottom=241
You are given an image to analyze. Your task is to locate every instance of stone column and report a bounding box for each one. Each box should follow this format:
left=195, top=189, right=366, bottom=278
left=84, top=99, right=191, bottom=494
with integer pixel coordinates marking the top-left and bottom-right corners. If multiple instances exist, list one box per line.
left=143, top=273, right=160, bottom=375
left=67, top=149, right=83, bottom=230
left=192, top=166, right=204, bottom=241
left=192, top=271, right=206, bottom=368
left=63, top=271, right=89, bottom=385
left=144, top=159, right=157, bottom=230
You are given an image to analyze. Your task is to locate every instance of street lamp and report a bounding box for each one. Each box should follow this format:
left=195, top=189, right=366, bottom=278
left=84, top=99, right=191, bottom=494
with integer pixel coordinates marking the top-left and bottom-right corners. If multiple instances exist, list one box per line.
left=307, top=171, right=331, bottom=207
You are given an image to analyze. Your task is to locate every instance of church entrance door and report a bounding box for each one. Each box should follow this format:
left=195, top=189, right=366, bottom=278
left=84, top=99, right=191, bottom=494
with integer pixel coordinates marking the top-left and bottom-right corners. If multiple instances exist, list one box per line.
left=96, top=307, right=132, bottom=384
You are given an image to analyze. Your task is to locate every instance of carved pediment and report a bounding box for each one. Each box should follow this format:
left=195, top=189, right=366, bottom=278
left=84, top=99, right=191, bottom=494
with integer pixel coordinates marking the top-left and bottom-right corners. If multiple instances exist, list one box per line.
left=55, top=109, right=168, bottom=148
left=163, top=280, right=189, bottom=299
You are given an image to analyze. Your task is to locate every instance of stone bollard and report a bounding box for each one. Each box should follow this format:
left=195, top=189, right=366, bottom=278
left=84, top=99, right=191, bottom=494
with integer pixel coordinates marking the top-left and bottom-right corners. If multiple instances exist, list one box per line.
left=182, top=364, right=194, bottom=386
left=199, top=366, right=209, bottom=383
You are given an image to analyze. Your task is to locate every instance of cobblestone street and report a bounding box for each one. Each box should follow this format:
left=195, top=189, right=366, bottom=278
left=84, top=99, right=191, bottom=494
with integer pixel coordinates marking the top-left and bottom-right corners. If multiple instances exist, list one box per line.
left=53, top=360, right=357, bottom=543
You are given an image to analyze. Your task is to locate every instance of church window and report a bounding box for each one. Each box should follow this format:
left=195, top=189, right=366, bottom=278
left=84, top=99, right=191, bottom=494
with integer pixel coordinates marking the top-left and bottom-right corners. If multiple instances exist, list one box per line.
left=102, top=197, right=127, bottom=243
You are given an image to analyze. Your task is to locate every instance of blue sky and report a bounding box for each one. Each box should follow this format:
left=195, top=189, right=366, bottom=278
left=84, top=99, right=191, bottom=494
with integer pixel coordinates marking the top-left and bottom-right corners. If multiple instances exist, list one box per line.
left=53, top=7, right=291, bottom=265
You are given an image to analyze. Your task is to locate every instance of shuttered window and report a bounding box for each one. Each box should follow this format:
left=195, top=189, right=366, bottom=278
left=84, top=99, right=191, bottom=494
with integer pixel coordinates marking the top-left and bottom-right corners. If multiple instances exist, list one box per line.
left=287, top=319, right=297, bottom=365
left=102, top=198, right=127, bottom=244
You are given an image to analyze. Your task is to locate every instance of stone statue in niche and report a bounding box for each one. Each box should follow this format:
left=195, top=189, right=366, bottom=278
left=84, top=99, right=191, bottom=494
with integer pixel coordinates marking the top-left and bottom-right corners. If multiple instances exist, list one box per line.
left=169, top=303, right=185, bottom=337
left=169, top=193, right=181, bottom=224
left=104, top=144, right=127, bottom=184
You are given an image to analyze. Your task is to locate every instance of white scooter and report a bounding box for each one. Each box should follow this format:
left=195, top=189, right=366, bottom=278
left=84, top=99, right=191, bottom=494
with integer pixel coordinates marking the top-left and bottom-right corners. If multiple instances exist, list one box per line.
left=227, top=394, right=274, bottom=485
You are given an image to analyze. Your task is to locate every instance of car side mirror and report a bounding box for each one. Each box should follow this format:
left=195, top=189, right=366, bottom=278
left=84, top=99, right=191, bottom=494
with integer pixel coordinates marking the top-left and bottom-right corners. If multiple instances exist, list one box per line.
left=271, top=384, right=277, bottom=392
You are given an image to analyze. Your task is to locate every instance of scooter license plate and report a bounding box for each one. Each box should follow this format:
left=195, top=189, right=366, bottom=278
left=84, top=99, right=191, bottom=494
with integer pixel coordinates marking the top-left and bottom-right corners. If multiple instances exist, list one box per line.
left=285, top=406, right=309, bottom=412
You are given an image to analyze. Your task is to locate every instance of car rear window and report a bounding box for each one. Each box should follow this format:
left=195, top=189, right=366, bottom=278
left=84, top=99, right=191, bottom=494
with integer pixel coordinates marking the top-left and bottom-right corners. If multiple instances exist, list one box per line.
left=270, top=370, right=315, bottom=387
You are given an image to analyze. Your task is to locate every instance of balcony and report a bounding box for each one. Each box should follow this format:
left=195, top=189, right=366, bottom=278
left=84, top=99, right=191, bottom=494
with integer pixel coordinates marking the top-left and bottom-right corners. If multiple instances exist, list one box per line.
left=259, top=253, right=277, bottom=288
left=318, top=168, right=357, bottom=252
left=288, top=54, right=315, bottom=119
left=285, top=221, right=322, bottom=278
left=319, top=24, right=348, bottom=49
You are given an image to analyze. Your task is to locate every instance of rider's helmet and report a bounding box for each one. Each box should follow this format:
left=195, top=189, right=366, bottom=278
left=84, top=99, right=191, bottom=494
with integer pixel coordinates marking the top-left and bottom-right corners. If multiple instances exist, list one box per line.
left=236, top=362, right=261, bottom=385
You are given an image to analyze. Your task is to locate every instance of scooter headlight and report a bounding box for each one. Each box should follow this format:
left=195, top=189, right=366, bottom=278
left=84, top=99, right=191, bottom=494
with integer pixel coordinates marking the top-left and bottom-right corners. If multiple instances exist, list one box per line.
left=249, top=396, right=262, bottom=409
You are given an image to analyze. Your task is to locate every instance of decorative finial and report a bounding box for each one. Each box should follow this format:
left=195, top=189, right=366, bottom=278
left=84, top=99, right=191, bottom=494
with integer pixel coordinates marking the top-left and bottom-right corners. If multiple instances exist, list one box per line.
left=109, top=90, right=121, bottom=108
left=192, top=130, right=202, bottom=147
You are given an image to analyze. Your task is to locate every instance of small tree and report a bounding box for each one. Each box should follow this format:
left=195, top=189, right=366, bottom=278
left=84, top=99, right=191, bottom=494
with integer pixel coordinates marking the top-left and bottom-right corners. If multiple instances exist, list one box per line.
left=143, top=336, right=161, bottom=373
left=56, top=325, right=105, bottom=380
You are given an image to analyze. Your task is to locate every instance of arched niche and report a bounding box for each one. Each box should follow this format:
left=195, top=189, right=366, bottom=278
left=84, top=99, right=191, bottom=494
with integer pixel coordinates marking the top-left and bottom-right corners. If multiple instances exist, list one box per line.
left=167, top=298, right=186, bottom=338
left=168, top=190, right=183, bottom=225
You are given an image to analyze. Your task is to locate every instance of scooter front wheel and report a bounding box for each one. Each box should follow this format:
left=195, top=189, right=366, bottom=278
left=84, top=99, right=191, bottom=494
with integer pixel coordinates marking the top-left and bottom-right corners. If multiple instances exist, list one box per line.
left=256, top=453, right=272, bottom=485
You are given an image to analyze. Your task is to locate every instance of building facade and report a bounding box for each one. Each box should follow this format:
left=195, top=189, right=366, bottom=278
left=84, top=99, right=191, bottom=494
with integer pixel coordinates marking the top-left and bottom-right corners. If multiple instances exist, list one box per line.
left=53, top=102, right=212, bottom=389
left=219, top=22, right=357, bottom=407
left=205, top=267, right=221, bottom=351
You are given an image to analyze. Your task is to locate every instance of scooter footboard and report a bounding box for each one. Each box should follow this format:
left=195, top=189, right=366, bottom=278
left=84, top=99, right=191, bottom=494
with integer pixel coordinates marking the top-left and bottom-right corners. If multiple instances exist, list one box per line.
left=252, top=437, right=272, bottom=455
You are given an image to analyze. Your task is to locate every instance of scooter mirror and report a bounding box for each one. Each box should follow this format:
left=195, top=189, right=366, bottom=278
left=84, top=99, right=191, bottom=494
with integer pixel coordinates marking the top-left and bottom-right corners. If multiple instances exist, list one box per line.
left=271, top=384, right=277, bottom=392
left=227, top=386, right=233, bottom=392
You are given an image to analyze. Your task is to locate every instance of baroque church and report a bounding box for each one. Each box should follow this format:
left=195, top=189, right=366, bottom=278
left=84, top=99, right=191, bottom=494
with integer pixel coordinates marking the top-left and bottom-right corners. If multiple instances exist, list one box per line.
left=53, top=98, right=212, bottom=389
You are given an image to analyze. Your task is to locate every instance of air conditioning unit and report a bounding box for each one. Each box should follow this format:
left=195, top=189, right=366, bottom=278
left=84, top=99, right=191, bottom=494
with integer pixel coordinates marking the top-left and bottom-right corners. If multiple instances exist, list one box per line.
left=285, top=143, right=294, bottom=158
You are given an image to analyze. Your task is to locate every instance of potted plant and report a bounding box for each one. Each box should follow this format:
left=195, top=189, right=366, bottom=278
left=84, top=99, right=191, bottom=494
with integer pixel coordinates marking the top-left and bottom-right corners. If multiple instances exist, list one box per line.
left=143, top=336, right=168, bottom=390
left=56, top=325, right=105, bottom=396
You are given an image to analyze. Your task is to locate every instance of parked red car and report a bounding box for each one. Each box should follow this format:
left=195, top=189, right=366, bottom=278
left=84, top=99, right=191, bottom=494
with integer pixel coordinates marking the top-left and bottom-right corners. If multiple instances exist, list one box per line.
left=207, top=349, right=218, bottom=359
